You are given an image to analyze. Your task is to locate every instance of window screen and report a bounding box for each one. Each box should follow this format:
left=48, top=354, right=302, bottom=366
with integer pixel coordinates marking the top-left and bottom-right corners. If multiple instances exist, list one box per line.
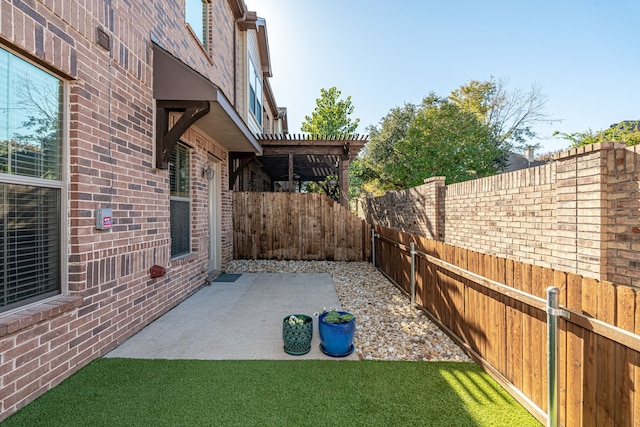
left=0, top=184, right=60, bottom=310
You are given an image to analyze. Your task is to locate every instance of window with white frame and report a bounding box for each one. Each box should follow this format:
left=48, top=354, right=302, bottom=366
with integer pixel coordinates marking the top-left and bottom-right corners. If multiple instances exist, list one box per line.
left=0, top=46, right=64, bottom=313
left=185, top=0, right=209, bottom=49
left=169, top=143, right=191, bottom=258
left=248, top=59, right=262, bottom=125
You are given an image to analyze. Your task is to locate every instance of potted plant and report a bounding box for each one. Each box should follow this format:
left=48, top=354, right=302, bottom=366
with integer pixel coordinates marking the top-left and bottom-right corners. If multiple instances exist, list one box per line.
left=316, top=308, right=356, bottom=357
left=282, top=314, right=313, bottom=355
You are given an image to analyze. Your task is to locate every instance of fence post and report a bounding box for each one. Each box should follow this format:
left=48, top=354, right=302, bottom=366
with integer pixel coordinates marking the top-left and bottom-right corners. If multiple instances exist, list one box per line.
left=371, top=228, right=376, bottom=268
left=410, top=242, right=417, bottom=307
left=546, top=286, right=563, bottom=427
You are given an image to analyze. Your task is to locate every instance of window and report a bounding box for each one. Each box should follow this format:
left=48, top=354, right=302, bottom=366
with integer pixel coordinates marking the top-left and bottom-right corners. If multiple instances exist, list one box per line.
left=249, top=59, right=262, bottom=125
left=0, top=46, right=64, bottom=312
left=169, top=143, right=191, bottom=258
left=185, top=0, right=209, bottom=49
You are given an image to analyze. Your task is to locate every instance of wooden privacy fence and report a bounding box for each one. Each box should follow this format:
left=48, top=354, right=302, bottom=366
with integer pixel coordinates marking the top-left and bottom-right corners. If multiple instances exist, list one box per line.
left=233, top=192, right=371, bottom=261
left=373, top=225, right=640, bottom=427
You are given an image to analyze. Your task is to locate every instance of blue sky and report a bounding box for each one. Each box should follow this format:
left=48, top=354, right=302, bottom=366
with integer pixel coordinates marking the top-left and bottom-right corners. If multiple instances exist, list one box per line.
left=246, top=0, right=639, bottom=154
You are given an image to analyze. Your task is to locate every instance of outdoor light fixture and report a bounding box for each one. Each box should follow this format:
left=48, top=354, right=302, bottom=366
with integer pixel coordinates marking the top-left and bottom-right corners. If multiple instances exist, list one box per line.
left=202, top=166, right=214, bottom=180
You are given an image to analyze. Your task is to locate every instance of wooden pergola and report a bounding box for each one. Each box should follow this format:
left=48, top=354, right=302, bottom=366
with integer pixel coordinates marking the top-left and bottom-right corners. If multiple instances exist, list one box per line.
left=230, top=133, right=368, bottom=207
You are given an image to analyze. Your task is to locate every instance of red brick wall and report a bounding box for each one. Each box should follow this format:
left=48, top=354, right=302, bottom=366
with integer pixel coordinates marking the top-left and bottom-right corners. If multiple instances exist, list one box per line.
left=364, top=143, right=640, bottom=287
left=0, top=0, right=241, bottom=420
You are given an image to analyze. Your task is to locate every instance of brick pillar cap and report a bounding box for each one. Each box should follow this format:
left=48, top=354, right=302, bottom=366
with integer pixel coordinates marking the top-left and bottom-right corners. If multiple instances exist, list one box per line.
left=423, top=176, right=446, bottom=185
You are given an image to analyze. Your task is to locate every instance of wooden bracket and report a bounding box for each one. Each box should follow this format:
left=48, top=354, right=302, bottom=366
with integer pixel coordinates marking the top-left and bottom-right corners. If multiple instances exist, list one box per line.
left=156, top=100, right=210, bottom=169
left=229, top=152, right=256, bottom=189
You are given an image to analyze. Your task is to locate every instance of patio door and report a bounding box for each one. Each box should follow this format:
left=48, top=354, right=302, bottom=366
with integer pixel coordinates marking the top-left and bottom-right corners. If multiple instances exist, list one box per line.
left=206, top=158, right=221, bottom=272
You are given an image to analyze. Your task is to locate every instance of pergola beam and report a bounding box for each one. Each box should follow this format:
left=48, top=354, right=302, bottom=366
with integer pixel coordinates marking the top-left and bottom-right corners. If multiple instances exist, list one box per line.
left=255, top=133, right=368, bottom=207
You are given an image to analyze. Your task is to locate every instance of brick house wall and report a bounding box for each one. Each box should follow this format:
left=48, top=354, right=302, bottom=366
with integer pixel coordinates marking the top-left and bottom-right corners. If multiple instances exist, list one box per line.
left=0, top=0, right=270, bottom=420
left=363, top=143, right=640, bottom=287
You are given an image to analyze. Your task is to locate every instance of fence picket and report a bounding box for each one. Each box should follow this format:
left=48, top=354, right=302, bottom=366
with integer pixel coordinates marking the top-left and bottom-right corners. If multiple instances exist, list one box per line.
left=521, top=262, right=534, bottom=402
left=635, top=291, right=640, bottom=427
left=505, top=260, right=522, bottom=390
left=566, top=273, right=584, bottom=427
left=596, top=281, right=616, bottom=426
left=582, top=277, right=598, bottom=426
left=531, top=265, right=544, bottom=409
left=615, top=285, right=636, bottom=427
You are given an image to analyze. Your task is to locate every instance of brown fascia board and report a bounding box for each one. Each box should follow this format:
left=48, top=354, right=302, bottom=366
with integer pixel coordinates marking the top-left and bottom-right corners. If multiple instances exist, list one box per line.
left=263, top=78, right=278, bottom=113
left=255, top=18, right=272, bottom=77
left=237, top=11, right=258, bottom=30
left=237, top=12, right=272, bottom=78
left=228, top=0, right=247, bottom=19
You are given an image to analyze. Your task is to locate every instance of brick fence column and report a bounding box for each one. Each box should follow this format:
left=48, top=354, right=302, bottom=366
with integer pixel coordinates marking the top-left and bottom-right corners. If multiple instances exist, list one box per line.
left=422, top=176, right=446, bottom=241
left=554, top=143, right=616, bottom=280
left=604, top=143, right=640, bottom=287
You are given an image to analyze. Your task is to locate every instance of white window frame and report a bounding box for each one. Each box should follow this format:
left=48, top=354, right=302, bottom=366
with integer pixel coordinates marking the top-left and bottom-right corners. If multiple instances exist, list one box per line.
left=169, top=142, right=192, bottom=259
left=0, top=45, right=68, bottom=313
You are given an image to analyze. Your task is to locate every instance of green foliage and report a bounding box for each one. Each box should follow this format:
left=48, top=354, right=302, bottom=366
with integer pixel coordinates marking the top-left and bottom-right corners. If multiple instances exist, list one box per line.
left=320, top=309, right=354, bottom=324
left=393, top=95, right=502, bottom=187
left=352, top=78, right=550, bottom=197
left=449, top=79, right=497, bottom=122
left=301, top=87, right=360, bottom=136
left=358, top=104, right=417, bottom=192
left=554, top=121, right=640, bottom=148
left=356, top=95, right=504, bottom=191
left=285, top=314, right=310, bottom=326
left=4, top=359, right=541, bottom=426
left=300, top=87, right=360, bottom=201
left=302, top=175, right=340, bottom=201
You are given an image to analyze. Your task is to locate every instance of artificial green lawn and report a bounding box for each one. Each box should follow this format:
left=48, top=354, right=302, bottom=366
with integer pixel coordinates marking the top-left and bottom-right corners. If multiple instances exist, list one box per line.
left=4, top=359, right=541, bottom=426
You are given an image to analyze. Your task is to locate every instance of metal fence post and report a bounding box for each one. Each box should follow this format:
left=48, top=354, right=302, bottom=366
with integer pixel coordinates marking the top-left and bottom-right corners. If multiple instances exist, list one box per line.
left=546, top=286, right=562, bottom=427
left=410, top=242, right=417, bottom=307
left=371, top=228, right=376, bottom=268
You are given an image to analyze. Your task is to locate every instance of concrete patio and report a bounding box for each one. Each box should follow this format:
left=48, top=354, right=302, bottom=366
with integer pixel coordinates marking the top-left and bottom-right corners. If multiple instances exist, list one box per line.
left=105, top=272, right=357, bottom=360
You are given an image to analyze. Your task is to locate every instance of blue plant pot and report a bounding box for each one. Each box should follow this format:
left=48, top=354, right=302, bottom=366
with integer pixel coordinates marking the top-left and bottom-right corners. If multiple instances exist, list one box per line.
left=318, top=311, right=356, bottom=357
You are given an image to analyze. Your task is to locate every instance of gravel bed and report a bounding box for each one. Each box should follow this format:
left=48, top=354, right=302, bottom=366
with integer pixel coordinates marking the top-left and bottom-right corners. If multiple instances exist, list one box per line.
left=226, top=260, right=472, bottom=362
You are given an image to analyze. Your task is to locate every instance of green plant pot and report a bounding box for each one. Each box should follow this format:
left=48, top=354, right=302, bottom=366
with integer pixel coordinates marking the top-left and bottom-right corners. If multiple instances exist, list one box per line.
left=283, top=314, right=313, bottom=355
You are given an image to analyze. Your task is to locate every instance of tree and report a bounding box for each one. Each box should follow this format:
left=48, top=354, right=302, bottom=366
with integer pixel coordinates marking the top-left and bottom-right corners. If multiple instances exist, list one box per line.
left=300, top=87, right=361, bottom=199
left=449, top=77, right=553, bottom=152
left=351, top=104, right=417, bottom=195
left=391, top=95, right=500, bottom=187
left=554, top=121, right=640, bottom=148
left=353, top=78, right=551, bottom=196
left=301, top=87, right=359, bottom=135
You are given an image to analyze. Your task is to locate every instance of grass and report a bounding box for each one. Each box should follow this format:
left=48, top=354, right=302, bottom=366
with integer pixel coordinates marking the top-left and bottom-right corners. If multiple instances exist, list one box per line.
left=4, top=359, right=541, bottom=426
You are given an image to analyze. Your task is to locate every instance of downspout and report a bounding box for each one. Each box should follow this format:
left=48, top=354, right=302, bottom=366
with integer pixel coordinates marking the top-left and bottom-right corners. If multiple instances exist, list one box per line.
left=234, top=12, right=247, bottom=108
